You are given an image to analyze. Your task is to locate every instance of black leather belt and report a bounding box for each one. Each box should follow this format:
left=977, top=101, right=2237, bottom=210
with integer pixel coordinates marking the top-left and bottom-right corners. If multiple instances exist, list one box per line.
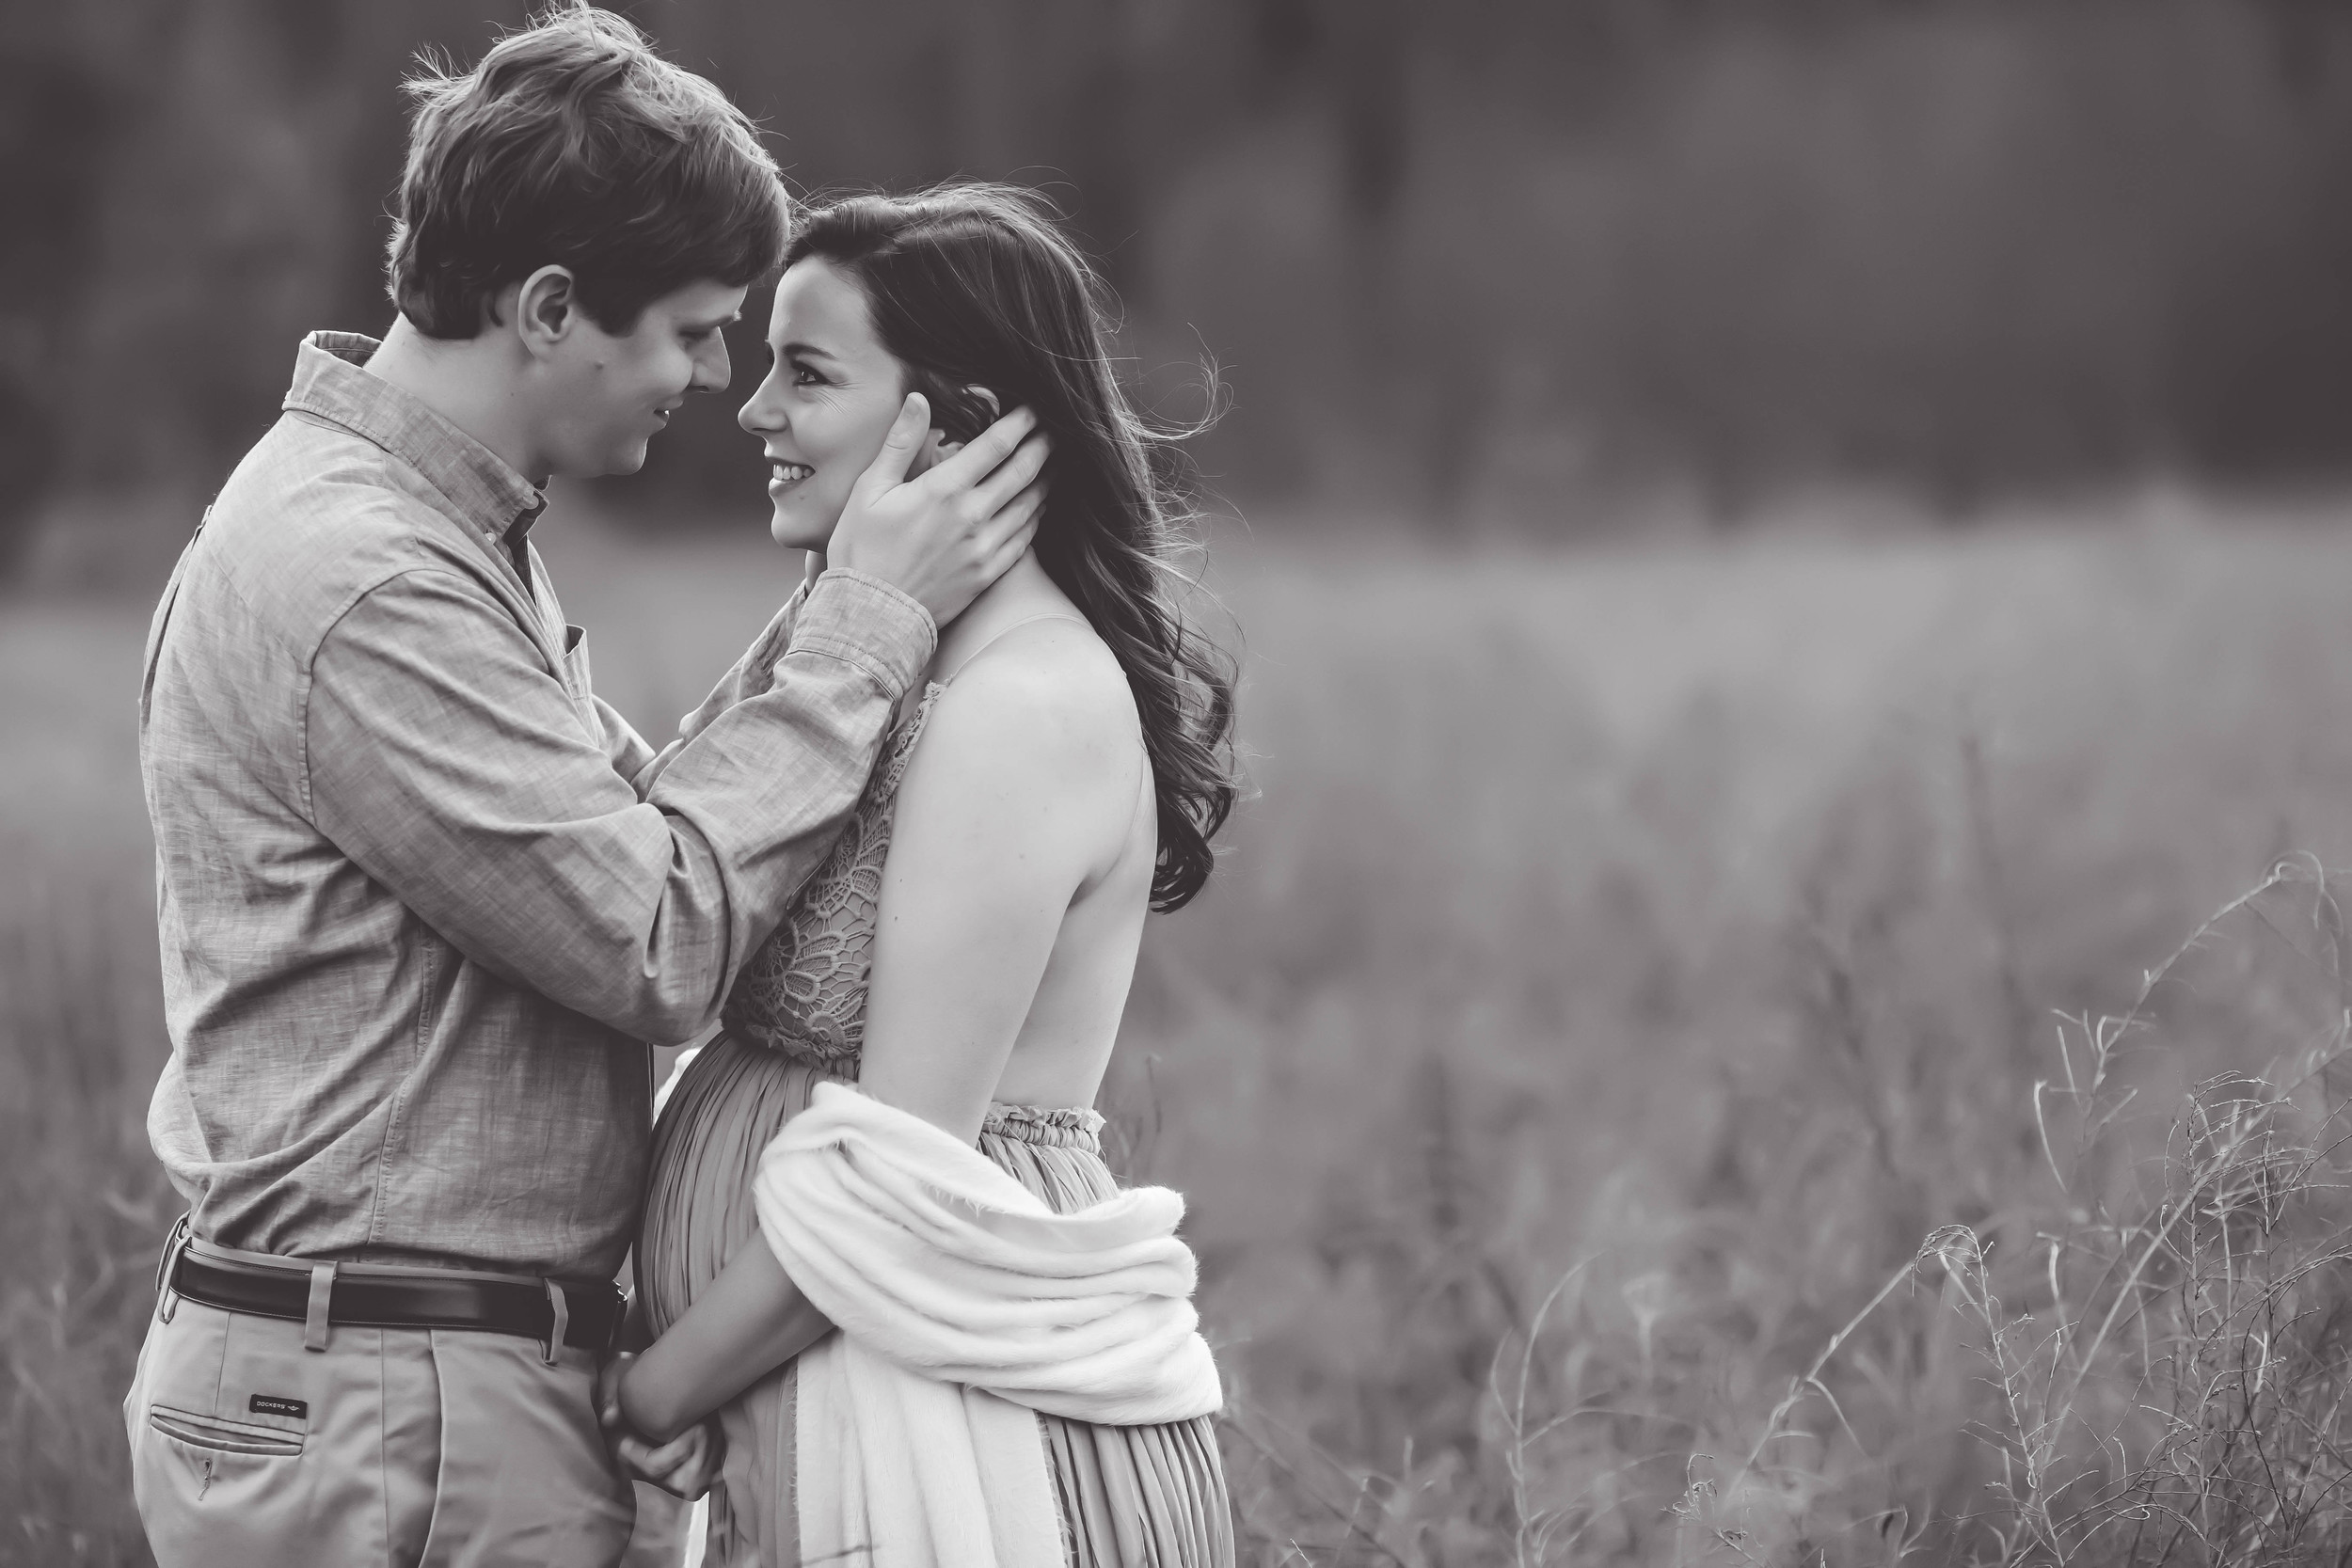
left=164, top=1234, right=624, bottom=1359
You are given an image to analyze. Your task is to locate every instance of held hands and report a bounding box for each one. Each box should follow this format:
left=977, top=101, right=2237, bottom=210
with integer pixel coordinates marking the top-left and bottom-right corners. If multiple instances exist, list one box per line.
left=828, top=394, right=1050, bottom=627
left=596, top=1351, right=725, bottom=1499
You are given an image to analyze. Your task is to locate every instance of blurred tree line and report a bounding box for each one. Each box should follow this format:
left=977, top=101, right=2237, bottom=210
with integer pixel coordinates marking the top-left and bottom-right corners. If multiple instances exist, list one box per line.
left=5, top=0, right=2352, bottom=564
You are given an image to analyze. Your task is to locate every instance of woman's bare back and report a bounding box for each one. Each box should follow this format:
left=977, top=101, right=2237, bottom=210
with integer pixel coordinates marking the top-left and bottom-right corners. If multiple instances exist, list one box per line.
left=854, top=550, right=1157, bottom=1139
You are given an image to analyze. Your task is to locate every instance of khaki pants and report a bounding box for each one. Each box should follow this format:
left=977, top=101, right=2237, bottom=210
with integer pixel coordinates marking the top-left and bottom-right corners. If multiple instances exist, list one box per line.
left=125, top=1293, right=639, bottom=1568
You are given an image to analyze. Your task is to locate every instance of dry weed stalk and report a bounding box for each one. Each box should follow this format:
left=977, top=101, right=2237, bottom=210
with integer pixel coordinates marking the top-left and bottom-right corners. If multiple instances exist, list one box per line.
left=1928, top=859, right=2352, bottom=1567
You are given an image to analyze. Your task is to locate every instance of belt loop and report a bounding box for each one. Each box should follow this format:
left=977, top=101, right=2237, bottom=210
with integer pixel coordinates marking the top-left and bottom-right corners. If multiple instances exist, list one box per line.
left=155, top=1214, right=193, bottom=1324
left=303, top=1262, right=337, bottom=1353
left=542, top=1280, right=569, bottom=1366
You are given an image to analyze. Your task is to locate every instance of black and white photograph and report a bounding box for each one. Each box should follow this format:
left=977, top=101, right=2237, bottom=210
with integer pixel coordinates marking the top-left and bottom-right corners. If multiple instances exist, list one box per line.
left=10, top=3, right=2352, bottom=1564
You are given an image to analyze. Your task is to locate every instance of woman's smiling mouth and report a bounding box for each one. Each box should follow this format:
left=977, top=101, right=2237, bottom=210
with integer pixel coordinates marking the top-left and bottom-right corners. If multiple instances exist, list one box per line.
left=769, top=461, right=815, bottom=490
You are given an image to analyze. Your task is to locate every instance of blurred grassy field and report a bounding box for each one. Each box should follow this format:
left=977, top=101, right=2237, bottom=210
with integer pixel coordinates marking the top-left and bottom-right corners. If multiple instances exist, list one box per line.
left=10, top=492, right=2352, bottom=1564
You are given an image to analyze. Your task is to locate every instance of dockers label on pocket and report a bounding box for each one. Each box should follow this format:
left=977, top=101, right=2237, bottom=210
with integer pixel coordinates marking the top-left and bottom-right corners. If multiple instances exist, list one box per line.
left=249, top=1394, right=308, bottom=1419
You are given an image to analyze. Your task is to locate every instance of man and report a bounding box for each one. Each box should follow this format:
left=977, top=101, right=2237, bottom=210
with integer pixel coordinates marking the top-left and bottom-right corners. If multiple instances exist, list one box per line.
left=122, top=8, right=1048, bottom=1564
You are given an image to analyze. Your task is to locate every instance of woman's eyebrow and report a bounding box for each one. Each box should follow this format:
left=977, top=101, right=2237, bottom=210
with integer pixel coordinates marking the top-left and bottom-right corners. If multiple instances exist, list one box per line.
left=780, top=340, right=838, bottom=363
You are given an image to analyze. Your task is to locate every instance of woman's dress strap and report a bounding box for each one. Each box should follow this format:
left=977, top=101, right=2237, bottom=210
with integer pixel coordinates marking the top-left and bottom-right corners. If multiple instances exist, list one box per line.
left=938, top=612, right=1090, bottom=686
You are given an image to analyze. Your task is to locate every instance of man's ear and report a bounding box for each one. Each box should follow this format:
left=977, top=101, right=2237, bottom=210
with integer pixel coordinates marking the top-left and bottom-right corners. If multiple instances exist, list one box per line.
left=514, top=265, right=580, bottom=359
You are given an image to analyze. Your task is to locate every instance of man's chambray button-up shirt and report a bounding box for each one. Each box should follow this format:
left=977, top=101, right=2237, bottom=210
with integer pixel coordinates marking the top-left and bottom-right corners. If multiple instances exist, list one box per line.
left=139, top=331, right=934, bottom=1280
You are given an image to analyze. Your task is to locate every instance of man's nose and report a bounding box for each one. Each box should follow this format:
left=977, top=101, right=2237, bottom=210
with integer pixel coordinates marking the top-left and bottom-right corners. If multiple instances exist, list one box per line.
left=691, top=338, right=731, bottom=396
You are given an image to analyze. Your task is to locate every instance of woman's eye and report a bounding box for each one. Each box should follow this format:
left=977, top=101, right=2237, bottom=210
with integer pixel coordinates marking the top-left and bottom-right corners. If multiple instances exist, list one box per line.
left=791, top=364, right=822, bottom=388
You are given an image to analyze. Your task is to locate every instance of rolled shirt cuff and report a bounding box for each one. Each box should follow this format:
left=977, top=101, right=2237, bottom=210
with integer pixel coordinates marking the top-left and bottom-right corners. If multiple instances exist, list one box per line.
left=788, top=568, right=937, bottom=697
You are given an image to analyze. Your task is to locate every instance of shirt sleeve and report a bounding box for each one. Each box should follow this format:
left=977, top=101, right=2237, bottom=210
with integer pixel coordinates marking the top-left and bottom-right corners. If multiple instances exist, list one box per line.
left=592, top=695, right=660, bottom=795
left=628, top=579, right=810, bottom=797
left=306, top=565, right=933, bottom=1043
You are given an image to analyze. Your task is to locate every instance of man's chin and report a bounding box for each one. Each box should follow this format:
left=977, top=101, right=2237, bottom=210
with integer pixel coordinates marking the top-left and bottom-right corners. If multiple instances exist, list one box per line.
left=598, top=443, right=652, bottom=478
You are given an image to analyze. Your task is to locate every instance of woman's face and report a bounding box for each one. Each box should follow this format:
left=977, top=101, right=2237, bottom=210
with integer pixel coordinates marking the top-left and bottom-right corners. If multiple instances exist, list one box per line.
left=738, top=257, right=916, bottom=551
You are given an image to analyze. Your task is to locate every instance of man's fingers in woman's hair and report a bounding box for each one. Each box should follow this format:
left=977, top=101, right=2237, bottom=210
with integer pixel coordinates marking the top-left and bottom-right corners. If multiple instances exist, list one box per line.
left=981, top=478, right=1049, bottom=574
left=922, top=404, right=1040, bottom=489
left=968, top=429, right=1054, bottom=515
left=995, top=475, right=1049, bottom=543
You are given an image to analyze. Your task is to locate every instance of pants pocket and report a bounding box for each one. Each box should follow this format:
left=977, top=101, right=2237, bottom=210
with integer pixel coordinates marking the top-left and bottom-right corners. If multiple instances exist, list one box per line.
left=134, top=1400, right=319, bottom=1567
left=149, top=1403, right=306, bottom=1458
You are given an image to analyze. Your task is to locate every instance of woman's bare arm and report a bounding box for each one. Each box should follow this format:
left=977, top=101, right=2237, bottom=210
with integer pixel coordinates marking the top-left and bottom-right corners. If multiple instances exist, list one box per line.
left=619, top=1241, right=833, bottom=1444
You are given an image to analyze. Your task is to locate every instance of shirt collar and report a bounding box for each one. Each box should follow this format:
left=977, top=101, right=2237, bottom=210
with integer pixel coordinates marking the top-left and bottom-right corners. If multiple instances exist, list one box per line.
left=283, top=331, right=547, bottom=568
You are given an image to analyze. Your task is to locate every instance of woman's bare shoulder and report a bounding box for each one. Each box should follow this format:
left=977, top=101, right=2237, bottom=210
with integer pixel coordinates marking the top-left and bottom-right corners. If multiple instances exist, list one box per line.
left=918, top=620, right=1141, bottom=799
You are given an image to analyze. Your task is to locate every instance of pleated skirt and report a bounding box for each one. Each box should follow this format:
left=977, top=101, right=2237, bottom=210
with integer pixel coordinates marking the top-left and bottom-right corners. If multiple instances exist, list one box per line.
left=639, top=1033, right=1234, bottom=1567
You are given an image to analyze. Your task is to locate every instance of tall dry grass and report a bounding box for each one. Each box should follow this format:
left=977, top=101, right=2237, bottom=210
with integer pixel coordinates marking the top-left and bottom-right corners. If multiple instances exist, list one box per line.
left=1196, top=853, right=2352, bottom=1567
left=11, top=499, right=2352, bottom=1564
left=1106, top=507, right=2352, bottom=1563
left=1917, top=857, right=2352, bottom=1568
left=1, top=879, right=178, bottom=1567
left=2, top=597, right=179, bottom=1568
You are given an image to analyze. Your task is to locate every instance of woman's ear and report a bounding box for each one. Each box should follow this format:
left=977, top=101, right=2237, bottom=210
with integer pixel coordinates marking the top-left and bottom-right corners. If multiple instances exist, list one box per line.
left=967, top=386, right=1001, bottom=423
left=907, top=427, right=956, bottom=477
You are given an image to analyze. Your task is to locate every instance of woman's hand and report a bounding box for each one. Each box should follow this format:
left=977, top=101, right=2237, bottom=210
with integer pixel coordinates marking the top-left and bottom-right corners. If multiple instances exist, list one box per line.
left=595, top=1351, right=726, bottom=1497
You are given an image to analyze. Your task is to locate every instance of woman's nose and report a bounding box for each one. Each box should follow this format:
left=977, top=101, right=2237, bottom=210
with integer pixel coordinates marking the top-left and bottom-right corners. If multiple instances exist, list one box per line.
left=738, top=377, right=784, bottom=435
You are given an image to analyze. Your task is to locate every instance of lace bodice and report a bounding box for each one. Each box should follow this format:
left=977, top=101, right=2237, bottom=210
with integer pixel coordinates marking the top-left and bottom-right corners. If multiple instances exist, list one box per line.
left=722, top=684, right=943, bottom=1065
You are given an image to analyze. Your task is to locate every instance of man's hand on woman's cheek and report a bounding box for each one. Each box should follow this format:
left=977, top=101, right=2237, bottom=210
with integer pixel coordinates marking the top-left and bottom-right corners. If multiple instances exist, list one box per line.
left=828, top=393, right=1052, bottom=626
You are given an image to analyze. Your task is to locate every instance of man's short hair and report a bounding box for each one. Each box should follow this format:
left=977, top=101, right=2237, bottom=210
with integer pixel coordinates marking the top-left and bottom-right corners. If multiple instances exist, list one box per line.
left=387, top=4, right=788, bottom=340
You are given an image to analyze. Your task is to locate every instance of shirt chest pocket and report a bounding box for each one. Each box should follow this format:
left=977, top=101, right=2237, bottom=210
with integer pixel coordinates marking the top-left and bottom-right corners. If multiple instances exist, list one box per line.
left=559, top=625, right=601, bottom=731
left=560, top=623, right=590, bottom=689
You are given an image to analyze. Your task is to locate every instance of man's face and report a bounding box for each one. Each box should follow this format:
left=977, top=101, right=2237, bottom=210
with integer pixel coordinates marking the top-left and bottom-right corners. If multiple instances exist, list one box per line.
left=535, top=277, right=744, bottom=478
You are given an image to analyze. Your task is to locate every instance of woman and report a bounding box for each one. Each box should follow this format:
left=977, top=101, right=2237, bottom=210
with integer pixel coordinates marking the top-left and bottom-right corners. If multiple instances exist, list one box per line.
left=621, top=184, right=1239, bottom=1565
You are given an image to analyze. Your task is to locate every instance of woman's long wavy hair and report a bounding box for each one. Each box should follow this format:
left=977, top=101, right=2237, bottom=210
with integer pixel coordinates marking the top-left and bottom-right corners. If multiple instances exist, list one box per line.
left=787, top=184, right=1236, bottom=911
